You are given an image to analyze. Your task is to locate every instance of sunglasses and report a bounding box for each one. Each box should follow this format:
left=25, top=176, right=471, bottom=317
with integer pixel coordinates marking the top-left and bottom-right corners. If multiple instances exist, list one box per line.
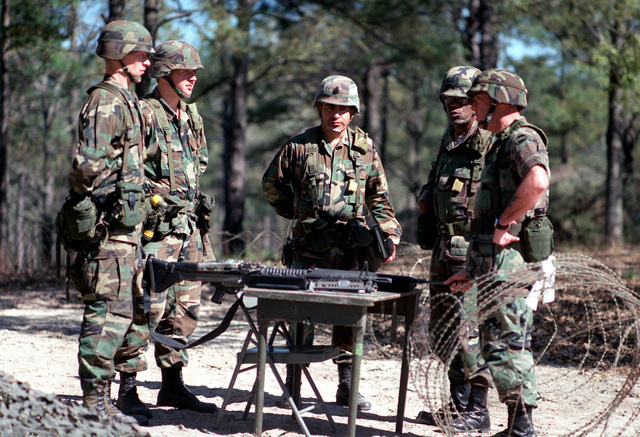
left=443, top=96, right=471, bottom=107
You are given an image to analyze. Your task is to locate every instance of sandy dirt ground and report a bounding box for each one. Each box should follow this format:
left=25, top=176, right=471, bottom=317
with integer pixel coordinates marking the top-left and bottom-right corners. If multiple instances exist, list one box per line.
left=1, top=275, right=639, bottom=437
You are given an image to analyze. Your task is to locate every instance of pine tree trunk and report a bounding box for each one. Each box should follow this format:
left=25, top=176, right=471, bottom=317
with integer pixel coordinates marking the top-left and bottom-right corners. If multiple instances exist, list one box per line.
left=605, top=76, right=624, bottom=245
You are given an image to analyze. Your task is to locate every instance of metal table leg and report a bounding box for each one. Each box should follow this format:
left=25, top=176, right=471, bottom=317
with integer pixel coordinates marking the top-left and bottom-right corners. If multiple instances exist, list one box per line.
left=347, top=310, right=367, bottom=437
left=254, top=317, right=269, bottom=436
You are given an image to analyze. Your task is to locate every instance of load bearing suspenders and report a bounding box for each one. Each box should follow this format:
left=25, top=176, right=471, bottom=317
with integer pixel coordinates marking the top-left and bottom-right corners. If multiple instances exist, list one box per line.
left=148, top=99, right=177, bottom=193
left=146, top=99, right=203, bottom=195
left=91, top=82, right=139, bottom=180
left=299, top=127, right=365, bottom=220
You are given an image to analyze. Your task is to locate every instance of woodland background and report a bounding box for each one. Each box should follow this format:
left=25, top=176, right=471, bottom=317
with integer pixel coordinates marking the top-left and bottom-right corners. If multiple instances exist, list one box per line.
left=1, top=0, right=640, bottom=277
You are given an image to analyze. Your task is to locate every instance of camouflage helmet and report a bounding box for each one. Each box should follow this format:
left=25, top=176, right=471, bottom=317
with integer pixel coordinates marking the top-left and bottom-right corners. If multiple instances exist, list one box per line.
left=150, top=40, right=204, bottom=79
left=439, top=66, right=481, bottom=101
left=96, top=20, right=154, bottom=60
left=467, top=68, right=528, bottom=109
left=313, top=75, right=360, bottom=113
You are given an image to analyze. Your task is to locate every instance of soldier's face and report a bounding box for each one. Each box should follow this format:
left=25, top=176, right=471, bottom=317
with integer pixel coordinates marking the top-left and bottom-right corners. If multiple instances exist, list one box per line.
left=472, top=93, right=492, bottom=122
left=444, top=96, right=475, bottom=126
left=122, top=51, right=151, bottom=82
left=169, top=69, right=198, bottom=97
left=319, top=103, right=354, bottom=133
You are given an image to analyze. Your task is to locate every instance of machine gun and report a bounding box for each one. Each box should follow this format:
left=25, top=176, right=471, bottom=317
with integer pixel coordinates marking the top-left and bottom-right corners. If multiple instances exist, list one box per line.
left=146, top=256, right=434, bottom=303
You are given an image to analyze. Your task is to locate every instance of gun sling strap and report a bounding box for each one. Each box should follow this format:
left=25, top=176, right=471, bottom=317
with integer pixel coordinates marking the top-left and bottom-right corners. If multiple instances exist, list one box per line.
left=144, top=260, right=243, bottom=350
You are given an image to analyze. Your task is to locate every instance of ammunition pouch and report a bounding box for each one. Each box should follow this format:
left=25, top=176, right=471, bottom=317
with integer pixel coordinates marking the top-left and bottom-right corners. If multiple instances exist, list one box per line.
left=438, top=220, right=471, bottom=237
left=55, top=192, right=98, bottom=252
left=162, top=194, right=188, bottom=218
left=299, top=218, right=334, bottom=252
left=522, top=215, right=554, bottom=262
left=296, top=217, right=373, bottom=253
left=194, top=193, right=215, bottom=233
left=346, top=218, right=374, bottom=248
left=443, top=235, right=468, bottom=263
left=115, top=181, right=144, bottom=228
left=148, top=194, right=188, bottom=239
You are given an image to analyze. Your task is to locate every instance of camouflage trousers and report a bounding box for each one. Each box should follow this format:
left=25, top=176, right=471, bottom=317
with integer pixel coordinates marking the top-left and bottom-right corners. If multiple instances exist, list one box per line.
left=429, top=235, right=490, bottom=387
left=75, top=241, right=148, bottom=394
left=288, top=247, right=361, bottom=364
left=140, top=230, right=204, bottom=368
left=468, top=239, right=538, bottom=407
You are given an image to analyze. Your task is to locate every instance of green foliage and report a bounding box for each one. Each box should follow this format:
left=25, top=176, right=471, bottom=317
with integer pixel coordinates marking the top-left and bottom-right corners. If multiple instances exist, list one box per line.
left=3, top=0, right=639, bottom=273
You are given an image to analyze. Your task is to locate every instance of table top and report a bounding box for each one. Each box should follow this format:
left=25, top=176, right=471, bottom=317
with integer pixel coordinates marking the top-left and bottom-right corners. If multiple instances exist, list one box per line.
left=242, top=286, right=419, bottom=307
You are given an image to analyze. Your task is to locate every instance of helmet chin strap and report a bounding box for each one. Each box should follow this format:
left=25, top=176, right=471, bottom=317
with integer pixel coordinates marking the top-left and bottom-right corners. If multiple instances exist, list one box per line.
left=119, top=59, right=141, bottom=83
left=166, top=76, right=188, bottom=99
left=480, top=102, right=496, bottom=129
left=457, top=111, right=476, bottom=126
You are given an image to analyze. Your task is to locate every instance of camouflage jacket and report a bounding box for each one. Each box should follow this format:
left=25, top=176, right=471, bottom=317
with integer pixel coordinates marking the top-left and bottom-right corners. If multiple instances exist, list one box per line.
left=70, top=76, right=147, bottom=244
left=262, top=125, right=402, bottom=244
left=418, top=122, right=492, bottom=233
left=140, top=88, right=208, bottom=234
left=474, top=116, right=550, bottom=226
left=467, top=117, right=550, bottom=280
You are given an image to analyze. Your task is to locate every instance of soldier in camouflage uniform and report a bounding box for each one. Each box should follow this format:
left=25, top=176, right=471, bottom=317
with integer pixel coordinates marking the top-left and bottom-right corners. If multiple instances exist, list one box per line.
left=262, top=75, right=402, bottom=411
left=446, top=69, right=550, bottom=437
left=69, top=20, right=154, bottom=426
left=116, top=41, right=217, bottom=416
left=415, top=66, right=493, bottom=432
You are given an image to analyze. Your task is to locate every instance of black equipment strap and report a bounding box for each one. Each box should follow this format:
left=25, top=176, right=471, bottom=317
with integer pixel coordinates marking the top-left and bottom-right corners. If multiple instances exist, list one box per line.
left=144, top=258, right=242, bottom=350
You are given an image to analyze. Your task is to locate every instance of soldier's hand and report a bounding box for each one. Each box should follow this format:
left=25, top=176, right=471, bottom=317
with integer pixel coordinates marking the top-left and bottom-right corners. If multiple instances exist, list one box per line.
left=493, top=221, right=520, bottom=246
left=444, top=270, right=473, bottom=292
left=383, top=240, right=396, bottom=263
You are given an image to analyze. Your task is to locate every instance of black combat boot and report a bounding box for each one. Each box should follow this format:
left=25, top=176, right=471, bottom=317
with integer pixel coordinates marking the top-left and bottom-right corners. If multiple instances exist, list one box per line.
left=117, top=372, right=153, bottom=419
left=452, top=384, right=491, bottom=433
left=83, top=381, right=145, bottom=425
left=416, top=379, right=469, bottom=425
left=335, top=362, right=372, bottom=411
left=493, top=403, right=537, bottom=437
left=157, top=363, right=218, bottom=413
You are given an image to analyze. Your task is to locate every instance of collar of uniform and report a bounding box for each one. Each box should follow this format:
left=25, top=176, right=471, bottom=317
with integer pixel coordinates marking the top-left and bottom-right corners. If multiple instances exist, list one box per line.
left=319, top=126, right=351, bottom=155
left=497, top=115, right=527, bottom=141
left=104, top=75, right=136, bottom=100
left=152, top=87, right=183, bottom=122
left=445, top=122, right=477, bottom=150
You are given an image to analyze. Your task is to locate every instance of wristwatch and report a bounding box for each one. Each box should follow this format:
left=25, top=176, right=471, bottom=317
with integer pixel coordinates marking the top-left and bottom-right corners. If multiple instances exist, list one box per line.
left=495, top=220, right=510, bottom=231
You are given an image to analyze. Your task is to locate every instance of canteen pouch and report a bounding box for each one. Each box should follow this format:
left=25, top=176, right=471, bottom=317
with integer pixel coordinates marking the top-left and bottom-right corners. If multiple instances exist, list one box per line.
left=56, top=194, right=98, bottom=251
left=522, top=216, right=554, bottom=262
left=115, top=181, right=144, bottom=228
left=66, top=195, right=98, bottom=241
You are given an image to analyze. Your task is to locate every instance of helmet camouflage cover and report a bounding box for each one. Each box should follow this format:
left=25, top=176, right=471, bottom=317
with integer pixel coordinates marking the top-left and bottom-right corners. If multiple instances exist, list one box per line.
left=150, top=40, right=204, bottom=79
left=313, top=75, right=360, bottom=113
left=439, top=66, right=481, bottom=101
left=96, top=20, right=154, bottom=60
left=467, top=68, right=528, bottom=109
